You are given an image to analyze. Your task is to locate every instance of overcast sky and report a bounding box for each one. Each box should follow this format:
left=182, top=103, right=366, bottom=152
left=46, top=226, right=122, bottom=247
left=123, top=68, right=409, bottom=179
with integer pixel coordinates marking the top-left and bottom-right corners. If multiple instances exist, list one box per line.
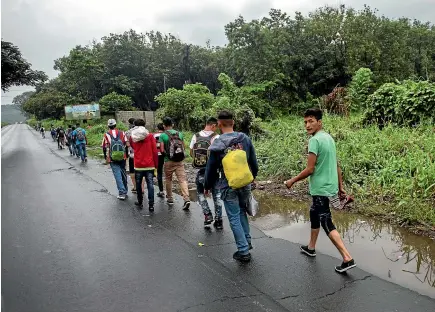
left=2, top=0, right=434, bottom=103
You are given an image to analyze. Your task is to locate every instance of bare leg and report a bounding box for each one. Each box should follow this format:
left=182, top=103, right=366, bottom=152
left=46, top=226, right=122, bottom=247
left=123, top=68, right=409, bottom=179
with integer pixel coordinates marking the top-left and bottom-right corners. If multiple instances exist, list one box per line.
left=130, top=173, right=137, bottom=190
left=328, top=229, right=352, bottom=262
left=308, top=228, right=320, bottom=250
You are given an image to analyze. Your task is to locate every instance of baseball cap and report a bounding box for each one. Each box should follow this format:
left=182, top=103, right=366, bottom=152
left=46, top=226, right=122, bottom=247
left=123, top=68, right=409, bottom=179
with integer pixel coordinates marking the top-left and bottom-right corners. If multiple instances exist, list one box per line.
left=107, top=119, right=117, bottom=126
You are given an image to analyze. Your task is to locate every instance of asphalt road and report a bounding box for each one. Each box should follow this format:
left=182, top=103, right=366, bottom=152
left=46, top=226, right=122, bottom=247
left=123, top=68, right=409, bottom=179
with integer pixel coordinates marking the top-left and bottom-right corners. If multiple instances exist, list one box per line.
left=2, top=124, right=434, bottom=312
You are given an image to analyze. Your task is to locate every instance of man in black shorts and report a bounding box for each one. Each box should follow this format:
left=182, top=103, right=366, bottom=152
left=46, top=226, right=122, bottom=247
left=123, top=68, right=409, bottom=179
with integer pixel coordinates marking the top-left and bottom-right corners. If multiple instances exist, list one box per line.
left=285, top=108, right=355, bottom=273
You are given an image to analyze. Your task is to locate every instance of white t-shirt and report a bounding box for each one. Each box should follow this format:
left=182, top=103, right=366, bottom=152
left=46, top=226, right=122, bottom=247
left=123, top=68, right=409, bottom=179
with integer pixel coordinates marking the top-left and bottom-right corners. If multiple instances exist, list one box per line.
left=189, top=130, right=219, bottom=149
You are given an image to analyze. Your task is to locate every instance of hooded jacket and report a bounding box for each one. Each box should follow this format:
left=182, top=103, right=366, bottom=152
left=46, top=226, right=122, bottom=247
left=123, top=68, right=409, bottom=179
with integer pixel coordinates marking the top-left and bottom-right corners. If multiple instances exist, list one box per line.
left=129, top=126, right=158, bottom=169
left=204, top=132, right=258, bottom=190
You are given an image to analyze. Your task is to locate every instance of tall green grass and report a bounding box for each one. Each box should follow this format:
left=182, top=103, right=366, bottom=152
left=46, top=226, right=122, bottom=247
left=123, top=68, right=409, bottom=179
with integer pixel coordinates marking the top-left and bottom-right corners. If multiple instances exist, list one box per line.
left=254, top=114, right=435, bottom=225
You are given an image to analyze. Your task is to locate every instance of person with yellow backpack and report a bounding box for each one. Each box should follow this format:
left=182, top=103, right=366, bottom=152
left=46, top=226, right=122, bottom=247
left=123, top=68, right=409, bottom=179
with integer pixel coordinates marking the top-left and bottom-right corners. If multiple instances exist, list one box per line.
left=204, top=111, right=258, bottom=263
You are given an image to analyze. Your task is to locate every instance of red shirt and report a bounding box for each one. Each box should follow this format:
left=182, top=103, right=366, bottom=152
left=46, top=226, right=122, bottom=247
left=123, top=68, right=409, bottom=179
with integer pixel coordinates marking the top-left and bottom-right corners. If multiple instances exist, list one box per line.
left=129, top=134, right=158, bottom=169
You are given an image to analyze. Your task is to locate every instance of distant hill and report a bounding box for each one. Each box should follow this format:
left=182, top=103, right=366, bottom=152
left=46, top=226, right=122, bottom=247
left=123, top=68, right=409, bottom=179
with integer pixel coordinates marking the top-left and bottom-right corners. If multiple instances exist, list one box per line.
left=1, top=105, right=27, bottom=123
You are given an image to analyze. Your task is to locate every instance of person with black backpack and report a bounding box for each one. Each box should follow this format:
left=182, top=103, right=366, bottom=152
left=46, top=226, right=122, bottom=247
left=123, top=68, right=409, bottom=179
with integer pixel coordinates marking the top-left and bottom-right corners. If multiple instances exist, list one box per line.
left=66, top=125, right=75, bottom=156
left=102, top=119, right=128, bottom=200
left=57, top=127, right=66, bottom=149
left=159, top=117, right=191, bottom=209
left=190, top=117, right=223, bottom=229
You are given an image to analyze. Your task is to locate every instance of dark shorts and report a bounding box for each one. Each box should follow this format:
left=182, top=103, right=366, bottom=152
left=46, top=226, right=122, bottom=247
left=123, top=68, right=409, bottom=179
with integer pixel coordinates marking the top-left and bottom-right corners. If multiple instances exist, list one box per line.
left=310, top=196, right=336, bottom=235
left=129, top=157, right=135, bottom=174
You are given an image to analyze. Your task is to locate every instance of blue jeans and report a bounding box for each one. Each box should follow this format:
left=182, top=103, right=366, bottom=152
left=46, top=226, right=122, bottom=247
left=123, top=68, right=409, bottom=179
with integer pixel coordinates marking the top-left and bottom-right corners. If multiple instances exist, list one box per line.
left=68, top=141, right=75, bottom=155
left=77, top=143, right=87, bottom=161
left=196, top=169, right=222, bottom=219
left=110, top=160, right=128, bottom=195
left=221, top=185, right=251, bottom=255
left=135, top=170, right=154, bottom=206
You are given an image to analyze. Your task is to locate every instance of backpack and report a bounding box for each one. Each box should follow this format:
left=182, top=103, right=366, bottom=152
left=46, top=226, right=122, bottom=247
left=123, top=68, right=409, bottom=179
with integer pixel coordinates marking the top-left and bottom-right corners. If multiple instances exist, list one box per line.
left=108, top=131, right=125, bottom=161
left=192, top=132, right=216, bottom=168
left=58, top=129, right=65, bottom=137
left=222, top=140, right=253, bottom=189
left=165, top=131, right=185, bottom=162
left=76, top=128, right=85, bottom=141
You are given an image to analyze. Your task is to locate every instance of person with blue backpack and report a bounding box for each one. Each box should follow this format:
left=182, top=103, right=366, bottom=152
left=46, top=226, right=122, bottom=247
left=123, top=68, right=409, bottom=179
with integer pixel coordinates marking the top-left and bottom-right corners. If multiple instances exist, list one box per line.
left=72, top=123, right=88, bottom=162
left=102, top=119, right=128, bottom=200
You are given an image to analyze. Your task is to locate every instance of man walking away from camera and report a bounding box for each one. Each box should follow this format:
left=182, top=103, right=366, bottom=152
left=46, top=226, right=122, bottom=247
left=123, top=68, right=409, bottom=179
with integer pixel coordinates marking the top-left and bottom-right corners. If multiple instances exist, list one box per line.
left=190, top=117, right=223, bottom=229
left=153, top=123, right=165, bottom=198
left=204, top=111, right=258, bottom=262
left=159, top=117, right=191, bottom=210
left=73, top=123, right=87, bottom=162
left=103, top=119, right=128, bottom=200
left=125, top=118, right=138, bottom=193
left=128, top=119, right=158, bottom=211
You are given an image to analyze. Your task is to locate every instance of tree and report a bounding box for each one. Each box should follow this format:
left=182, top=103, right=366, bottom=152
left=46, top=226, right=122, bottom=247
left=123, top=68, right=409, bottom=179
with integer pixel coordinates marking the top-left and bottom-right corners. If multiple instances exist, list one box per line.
left=99, top=92, right=134, bottom=114
left=22, top=91, right=75, bottom=119
left=1, top=41, right=47, bottom=91
left=12, top=91, right=35, bottom=112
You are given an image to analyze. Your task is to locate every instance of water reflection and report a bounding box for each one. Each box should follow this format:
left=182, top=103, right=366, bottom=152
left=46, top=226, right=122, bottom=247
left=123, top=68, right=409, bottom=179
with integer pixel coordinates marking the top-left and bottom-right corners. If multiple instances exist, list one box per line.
left=252, top=191, right=435, bottom=298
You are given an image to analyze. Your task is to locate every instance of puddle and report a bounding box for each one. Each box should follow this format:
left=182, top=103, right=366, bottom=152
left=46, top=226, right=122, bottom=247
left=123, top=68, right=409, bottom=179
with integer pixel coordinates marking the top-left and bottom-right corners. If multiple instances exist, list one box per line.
left=251, top=192, right=435, bottom=299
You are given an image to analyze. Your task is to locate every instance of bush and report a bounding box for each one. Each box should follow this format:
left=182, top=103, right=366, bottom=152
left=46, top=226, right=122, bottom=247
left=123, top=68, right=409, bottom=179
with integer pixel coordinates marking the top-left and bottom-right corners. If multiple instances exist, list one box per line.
left=320, top=87, right=350, bottom=116
left=155, top=74, right=269, bottom=135
left=155, top=83, right=215, bottom=131
left=364, top=80, right=435, bottom=127
left=347, top=67, right=374, bottom=111
left=99, top=92, right=134, bottom=114
left=255, top=115, right=435, bottom=225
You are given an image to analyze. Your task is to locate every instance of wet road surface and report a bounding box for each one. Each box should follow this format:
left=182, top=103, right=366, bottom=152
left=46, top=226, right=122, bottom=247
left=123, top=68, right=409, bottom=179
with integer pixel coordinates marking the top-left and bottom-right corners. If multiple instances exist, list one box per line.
left=2, top=124, right=434, bottom=311
left=252, top=193, right=435, bottom=299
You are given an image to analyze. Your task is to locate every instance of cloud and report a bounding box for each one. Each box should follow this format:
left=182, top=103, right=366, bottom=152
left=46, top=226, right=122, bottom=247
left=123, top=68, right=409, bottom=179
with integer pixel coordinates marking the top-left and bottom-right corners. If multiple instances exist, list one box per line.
left=1, top=0, right=434, bottom=102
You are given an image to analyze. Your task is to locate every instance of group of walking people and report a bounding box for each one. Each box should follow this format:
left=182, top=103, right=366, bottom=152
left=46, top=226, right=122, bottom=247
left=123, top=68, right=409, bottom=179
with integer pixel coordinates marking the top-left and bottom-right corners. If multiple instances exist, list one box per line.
left=65, top=124, right=88, bottom=162
left=37, top=123, right=88, bottom=162
left=42, top=108, right=356, bottom=272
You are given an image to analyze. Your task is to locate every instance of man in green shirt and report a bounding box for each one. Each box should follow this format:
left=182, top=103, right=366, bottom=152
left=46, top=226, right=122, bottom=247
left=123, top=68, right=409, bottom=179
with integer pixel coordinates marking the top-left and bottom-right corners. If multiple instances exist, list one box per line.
left=159, top=117, right=191, bottom=210
left=285, top=108, right=355, bottom=273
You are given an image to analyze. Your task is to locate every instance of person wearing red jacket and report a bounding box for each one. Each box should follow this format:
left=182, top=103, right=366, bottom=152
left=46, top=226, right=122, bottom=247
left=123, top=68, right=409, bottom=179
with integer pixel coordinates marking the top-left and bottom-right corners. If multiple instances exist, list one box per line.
left=128, top=118, right=158, bottom=211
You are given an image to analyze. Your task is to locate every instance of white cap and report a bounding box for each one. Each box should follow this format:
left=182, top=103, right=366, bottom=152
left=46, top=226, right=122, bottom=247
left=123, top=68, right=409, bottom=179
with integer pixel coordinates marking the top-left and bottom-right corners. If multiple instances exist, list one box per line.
left=107, top=119, right=117, bottom=127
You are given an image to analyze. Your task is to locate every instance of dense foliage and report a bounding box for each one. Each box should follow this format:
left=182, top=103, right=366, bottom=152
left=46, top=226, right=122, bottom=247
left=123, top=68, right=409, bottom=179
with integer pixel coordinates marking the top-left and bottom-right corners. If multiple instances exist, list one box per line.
left=99, top=92, right=134, bottom=114
left=364, top=80, right=435, bottom=127
left=16, top=5, right=435, bottom=120
left=347, top=68, right=374, bottom=111
left=1, top=41, right=47, bottom=91
left=155, top=74, right=265, bottom=134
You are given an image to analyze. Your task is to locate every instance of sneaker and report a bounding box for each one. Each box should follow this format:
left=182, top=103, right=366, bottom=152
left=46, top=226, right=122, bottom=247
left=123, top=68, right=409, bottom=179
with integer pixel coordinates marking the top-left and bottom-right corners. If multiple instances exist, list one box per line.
left=182, top=201, right=191, bottom=211
left=233, top=251, right=251, bottom=263
left=157, top=192, right=165, bottom=198
left=213, top=219, right=223, bottom=230
left=117, top=195, right=126, bottom=200
left=84, top=158, right=88, bottom=162
left=149, top=205, right=155, bottom=212
left=204, top=213, right=214, bottom=226
left=335, top=259, right=356, bottom=273
left=134, top=201, right=143, bottom=209
left=167, top=199, right=174, bottom=205
left=249, top=243, right=253, bottom=250
left=300, top=245, right=316, bottom=257
left=131, top=189, right=137, bottom=194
